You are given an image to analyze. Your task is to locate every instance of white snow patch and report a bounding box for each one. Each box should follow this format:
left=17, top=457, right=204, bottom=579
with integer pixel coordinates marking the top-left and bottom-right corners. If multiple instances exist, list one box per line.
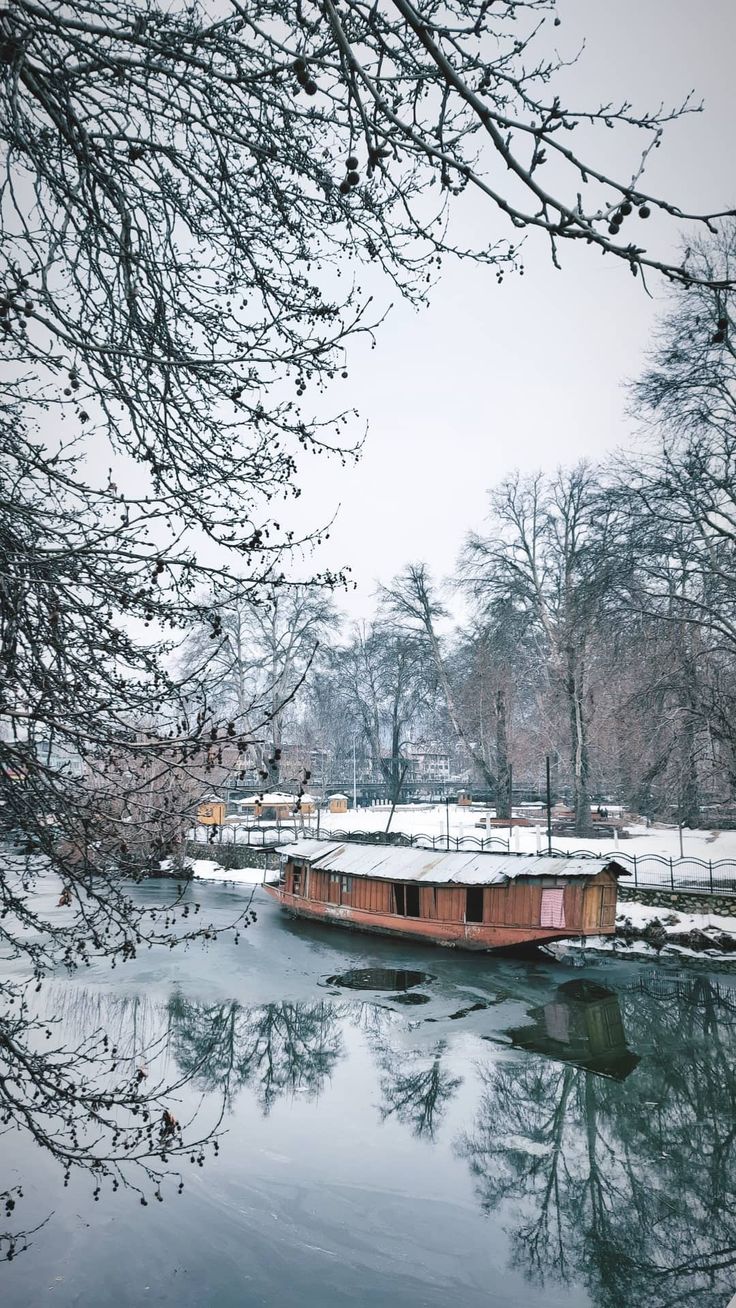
left=617, top=901, right=736, bottom=938
left=185, top=858, right=277, bottom=886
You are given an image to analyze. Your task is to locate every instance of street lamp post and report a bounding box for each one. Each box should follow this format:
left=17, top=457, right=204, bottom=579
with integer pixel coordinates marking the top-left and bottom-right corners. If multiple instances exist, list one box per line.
left=352, top=734, right=357, bottom=811
left=546, top=754, right=553, bottom=855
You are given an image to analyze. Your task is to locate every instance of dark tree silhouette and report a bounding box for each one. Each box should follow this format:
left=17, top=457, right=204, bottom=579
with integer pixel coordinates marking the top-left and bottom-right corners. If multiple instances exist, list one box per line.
left=375, top=1038, right=462, bottom=1139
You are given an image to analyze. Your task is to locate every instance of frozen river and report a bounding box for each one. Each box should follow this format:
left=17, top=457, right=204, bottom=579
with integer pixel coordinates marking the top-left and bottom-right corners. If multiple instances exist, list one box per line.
left=3, top=878, right=736, bottom=1308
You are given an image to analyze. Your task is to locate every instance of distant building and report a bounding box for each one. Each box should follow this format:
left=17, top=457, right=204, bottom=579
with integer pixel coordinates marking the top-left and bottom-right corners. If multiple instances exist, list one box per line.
left=404, top=741, right=451, bottom=781
left=233, top=792, right=316, bottom=822
left=33, top=738, right=85, bottom=777
left=197, top=796, right=227, bottom=826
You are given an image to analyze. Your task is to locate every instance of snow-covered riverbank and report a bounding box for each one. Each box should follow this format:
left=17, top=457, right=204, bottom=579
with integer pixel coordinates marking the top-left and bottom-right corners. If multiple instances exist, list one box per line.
left=195, top=803, right=736, bottom=863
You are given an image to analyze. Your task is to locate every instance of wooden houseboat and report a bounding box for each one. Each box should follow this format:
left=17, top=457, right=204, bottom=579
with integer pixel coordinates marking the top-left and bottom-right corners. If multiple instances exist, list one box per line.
left=267, top=840, right=629, bottom=952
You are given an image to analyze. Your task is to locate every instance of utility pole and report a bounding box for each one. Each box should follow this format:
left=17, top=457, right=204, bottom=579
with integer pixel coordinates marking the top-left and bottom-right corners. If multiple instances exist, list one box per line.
left=352, top=733, right=357, bottom=811
left=546, top=754, right=552, bottom=855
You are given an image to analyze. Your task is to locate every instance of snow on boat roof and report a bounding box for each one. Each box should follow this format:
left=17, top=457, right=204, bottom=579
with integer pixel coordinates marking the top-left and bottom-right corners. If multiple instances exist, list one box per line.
left=274, top=840, right=627, bottom=885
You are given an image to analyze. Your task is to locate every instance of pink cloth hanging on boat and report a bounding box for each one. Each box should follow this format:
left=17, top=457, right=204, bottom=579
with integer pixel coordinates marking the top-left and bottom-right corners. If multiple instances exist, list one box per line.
left=540, top=887, right=566, bottom=928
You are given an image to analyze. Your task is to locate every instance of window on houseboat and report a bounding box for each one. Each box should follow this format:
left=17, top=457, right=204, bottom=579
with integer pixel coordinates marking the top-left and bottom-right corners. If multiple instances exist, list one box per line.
left=292, top=867, right=302, bottom=896
left=340, top=876, right=351, bottom=895
left=394, top=884, right=420, bottom=917
left=466, top=887, right=484, bottom=923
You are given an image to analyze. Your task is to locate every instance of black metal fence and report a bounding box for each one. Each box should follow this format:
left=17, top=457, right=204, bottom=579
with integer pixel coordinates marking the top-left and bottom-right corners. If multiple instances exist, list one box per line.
left=190, top=824, right=736, bottom=898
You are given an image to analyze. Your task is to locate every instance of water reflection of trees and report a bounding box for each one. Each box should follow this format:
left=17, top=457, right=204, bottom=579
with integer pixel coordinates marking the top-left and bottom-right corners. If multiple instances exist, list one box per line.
left=1, top=983, right=222, bottom=1261
left=30, top=972, right=736, bottom=1307
left=167, top=995, right=343, bottom=1113
left=167, top=994, right=465, bottom=1140
left=346, top=1003, right=463, bottom=1140
left=457, top=974, right=736, bottom=1308
left=374, top=1040, right=462, bottom=1139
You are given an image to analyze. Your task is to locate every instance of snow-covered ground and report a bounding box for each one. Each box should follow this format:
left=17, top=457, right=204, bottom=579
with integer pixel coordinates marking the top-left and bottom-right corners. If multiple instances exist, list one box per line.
left=185, top=857, right=277, bottom=886
left=317, top=804, right=736, bottom=861
left=557, top=900, right=736, bottom=960
left=199, top=803, right=736, bottom=863
left=617, top=900, right=736, bottom=938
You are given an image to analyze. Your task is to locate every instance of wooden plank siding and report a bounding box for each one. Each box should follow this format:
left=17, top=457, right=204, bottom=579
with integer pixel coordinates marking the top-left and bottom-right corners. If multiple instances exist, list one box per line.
left=351, top=877, right=392, bottom=914
left=420, top=886, right=437, bottom=920
left=435, top=887, right=466, bottom=923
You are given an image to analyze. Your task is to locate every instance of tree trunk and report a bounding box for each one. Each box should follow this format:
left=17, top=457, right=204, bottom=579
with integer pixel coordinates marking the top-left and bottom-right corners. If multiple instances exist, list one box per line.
left=678, top=711, right=700, bottom=827
left=388, top=718, right=405, bottom=807
left=678, top=645, right=700, bottom=827
left=431, top=639, right=508, bottom=815
left=494, top=688, right=512, bottom=820
left=385, top=761, right=410, bottom=832
left=567, top=660, right=591, bottom=837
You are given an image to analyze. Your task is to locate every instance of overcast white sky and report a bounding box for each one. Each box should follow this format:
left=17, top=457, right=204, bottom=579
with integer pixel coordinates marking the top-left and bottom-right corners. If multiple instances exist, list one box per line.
left=285, top=0, right=736, bottom=617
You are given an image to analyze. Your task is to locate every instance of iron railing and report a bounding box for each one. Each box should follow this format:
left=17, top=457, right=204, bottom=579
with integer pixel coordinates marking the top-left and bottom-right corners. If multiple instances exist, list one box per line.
left=190, top=824, right=736, bottom=897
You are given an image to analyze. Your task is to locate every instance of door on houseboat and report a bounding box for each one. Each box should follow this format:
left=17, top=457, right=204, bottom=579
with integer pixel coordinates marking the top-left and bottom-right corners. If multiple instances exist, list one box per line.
left=325, top=873, right=352, bottom=905
left=584, top=879, right=617, bottom=931
left=465, top=887, right=484, bottom=923
left=394, top=884, right=420, bottom=917
left=599, top=880, right=616, bottom=929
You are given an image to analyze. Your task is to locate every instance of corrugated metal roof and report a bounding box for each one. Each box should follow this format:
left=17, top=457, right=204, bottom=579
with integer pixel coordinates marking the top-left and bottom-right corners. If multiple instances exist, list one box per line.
left=274, top=840, right=625, bottom=885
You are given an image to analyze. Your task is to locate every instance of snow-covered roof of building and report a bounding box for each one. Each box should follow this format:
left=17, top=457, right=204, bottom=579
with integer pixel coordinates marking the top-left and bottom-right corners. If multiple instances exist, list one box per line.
left=274, top=839, right=627, bottom=886
left=235, top=792, right=301, bottom=806
left=329, top=793, right=349, bottom=800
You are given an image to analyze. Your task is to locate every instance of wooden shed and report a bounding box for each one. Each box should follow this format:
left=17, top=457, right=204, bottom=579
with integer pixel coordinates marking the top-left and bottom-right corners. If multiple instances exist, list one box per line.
left=197, top=796, right=226, bottom=826
left=328, top=793, right=349, bottom=814
left=235, top=791, right=315, bottom=822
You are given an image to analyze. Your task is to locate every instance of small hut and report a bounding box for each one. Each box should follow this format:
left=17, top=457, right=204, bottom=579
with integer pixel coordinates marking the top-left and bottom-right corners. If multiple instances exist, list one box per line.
left=234, top=792, right=313, bottom=822
left=197, top=796, right=226, bottom=826
left=328, top=793, right=349, bottom=814
left=457, top=790, right=472, bottom=807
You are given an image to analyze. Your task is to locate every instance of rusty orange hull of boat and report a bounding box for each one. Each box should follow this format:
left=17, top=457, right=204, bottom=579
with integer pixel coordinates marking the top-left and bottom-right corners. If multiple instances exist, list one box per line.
left=263, top=883, right=615, bottom=952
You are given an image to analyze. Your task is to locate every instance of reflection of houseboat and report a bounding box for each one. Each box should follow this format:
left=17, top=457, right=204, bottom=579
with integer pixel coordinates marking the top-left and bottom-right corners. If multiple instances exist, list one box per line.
left=267, top=840, right=628, bottom=952
left=506, top=979, right=640, bottom=1080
